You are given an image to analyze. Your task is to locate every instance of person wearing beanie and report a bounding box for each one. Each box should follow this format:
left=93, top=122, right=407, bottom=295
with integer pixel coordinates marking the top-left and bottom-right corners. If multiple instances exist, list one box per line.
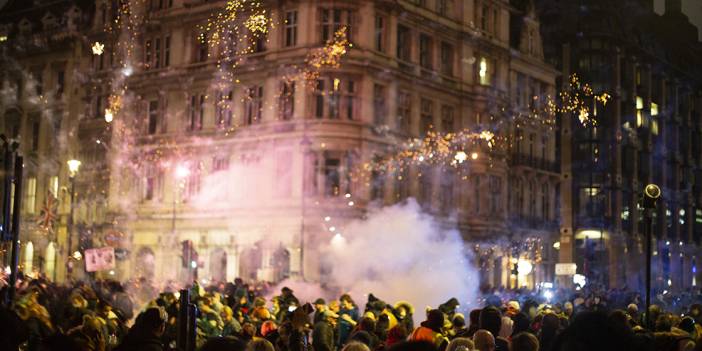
left=409, top=309, right=449, bottom=351
left=479, top=307, right=509, bottom=351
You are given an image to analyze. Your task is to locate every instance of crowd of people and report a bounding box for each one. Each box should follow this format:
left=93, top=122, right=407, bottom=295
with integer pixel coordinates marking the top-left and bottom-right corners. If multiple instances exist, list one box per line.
left=2, top=274, right=702, bottom=351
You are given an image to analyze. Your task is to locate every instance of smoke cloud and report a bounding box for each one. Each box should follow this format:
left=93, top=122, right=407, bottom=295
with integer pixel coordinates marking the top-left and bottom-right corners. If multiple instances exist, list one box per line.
left=324, top=199, right=479, bottom=313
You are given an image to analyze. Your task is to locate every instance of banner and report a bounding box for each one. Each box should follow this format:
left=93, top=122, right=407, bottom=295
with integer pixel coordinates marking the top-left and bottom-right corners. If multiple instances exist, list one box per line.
left=555, top=263, right=577, bottom=276
left=85, top=247, right=115, bottom=272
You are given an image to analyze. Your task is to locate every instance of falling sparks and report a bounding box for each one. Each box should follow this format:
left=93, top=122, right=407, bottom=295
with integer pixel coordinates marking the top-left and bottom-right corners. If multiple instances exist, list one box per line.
left=553, top=74, right=611, bottom=126
left=91, top=41, right=105, bottom=55
left=244, top=13, right=269, bottom=34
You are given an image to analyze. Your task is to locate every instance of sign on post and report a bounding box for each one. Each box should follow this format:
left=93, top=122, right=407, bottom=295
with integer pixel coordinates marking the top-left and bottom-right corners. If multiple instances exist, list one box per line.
left=85, top=247, right=115, bottom=272
left=555, top=263, right=577, bottom=276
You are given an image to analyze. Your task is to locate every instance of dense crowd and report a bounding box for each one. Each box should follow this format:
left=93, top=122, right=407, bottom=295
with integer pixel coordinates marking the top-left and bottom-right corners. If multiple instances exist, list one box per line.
left=2, top=274, right=702, bottom=351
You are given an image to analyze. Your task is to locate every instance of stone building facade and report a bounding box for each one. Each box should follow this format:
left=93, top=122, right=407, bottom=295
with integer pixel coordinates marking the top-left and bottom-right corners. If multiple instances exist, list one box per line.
left=0, top=0, right=559, bottom=289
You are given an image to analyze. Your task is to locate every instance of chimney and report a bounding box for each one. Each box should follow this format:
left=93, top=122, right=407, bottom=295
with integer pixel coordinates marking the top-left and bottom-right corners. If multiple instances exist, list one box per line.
left=665, top=0, right=682, bottom=14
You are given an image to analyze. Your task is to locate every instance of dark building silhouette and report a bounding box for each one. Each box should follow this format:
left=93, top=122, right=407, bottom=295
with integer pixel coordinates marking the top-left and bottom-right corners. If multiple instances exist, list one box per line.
left=533, top=0, right=702, bottom=291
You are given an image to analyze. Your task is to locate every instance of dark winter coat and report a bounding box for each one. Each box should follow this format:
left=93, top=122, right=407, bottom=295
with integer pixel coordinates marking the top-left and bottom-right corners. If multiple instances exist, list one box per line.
left=312, top=320, right=335, bottom=351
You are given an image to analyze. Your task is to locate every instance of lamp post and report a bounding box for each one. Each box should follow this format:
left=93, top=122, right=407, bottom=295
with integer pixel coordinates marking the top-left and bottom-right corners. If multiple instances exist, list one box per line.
left=174, top=164, right=190, bottom=282
left=299, top=132, right=312, bottom=280
left=643, top=183, right=661, bottom=330
left=65, top=159, right=81, bottom=281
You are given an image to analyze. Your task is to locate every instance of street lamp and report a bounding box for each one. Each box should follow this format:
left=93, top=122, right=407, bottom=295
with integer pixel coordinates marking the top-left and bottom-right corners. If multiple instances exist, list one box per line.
left=299, top=132, right=312, bottom=280
left=173, top=163, right=190, bottom=282
left=65, top=159, right=81, bottom=281
left=643, top=183, right=661, bottom=330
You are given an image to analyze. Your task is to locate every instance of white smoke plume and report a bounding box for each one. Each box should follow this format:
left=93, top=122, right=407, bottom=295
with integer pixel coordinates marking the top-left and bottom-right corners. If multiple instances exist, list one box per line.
left=324, top=199, right=479, bottom=313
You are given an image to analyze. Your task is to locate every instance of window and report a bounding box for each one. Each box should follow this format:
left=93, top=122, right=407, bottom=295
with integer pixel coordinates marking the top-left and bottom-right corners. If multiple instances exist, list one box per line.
left=216, top=90, right=233, bottom=128
left=146, top=35, right=171, bottom=69
left=279, top=82, right=295, bottom=120
left=419, top=166, right=433, bottom=208
left=441, top=171, right=455, bottom=214
left=212, top=156, right=230, bottom=172
left=245, top=85, right=263, bottom=124
left=481, top=5, right=489, bottom=31
left=516, top=73, right=526, bottom=107
left=373, top=84, right=387, bottom=125
left=56, top=70, right=64, bottom=97
left=32, top=69, right=43, bottom=96
left=188, top=94, right=205, bottom=131
left=440, top=42, right=454, bottom=76
left=144, top=175, right=155, bottom=201
left=478, top=57, right=493, bottom=86
left=375, top=16, right=386, bottom=52
left=25, top=177, right=37, bottom=214
left=541, top=136, right=547, bottom=161
left=420, top=99, right=434, bottom=137
left=315, top=78, right=356, bottom=120
left=31, top=121, right=40, bottom=151
left=149, top=0, right=172, bottom=11
left=396, top=166, right=410, bottom=200
left=147, top=100, right=159, bottom=135
left=489, top=175, right=501, bottom=214
left=284, top=11, right=298, bottom=47
left=397, top=25, right=411, bottom=61
left=184, top=164, right=201, bottom=200
left=441, top=105, right=454, bottom=133
left=529, top=181, right=536, bottom=217
left=275, top=151, right=293, bottom=197
left=528, top=134, right=535, bottom=160
left=49, top=176, right=59, bottom=198
left=397, top=91, right=411, bottom=133
left=320, top=8, right=353, bottom=43
left=474, top=175, right=481, bottom=214
left=323, top=157, right=340, bottom=197
left=542, top=183, right=549, bottom=220
left=371, top=167, right=384, bottom=201
left=419, top=34, right=433, bottom=69
left=437, top=0, right=451, bottom=16
left=195, top=33, right=208, bottom=62
left=94, top=95, right=105, bottom=119
left=251, top=31, right=266, bottom=53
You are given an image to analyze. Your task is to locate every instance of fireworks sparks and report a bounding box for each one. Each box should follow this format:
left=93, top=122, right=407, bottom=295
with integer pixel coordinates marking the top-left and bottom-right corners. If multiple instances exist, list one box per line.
left=553, top=74, right=611, bottom=126
left=91, top=42, right=104, bottom=55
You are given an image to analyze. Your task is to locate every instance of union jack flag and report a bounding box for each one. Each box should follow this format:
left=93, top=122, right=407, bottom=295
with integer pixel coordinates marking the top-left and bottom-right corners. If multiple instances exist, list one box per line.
left=37, top=191, right=58, bottom=234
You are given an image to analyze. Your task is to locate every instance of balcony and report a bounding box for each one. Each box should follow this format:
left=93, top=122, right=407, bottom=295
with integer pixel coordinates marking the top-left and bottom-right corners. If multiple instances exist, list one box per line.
left=509, top=154, right=559, bottom=173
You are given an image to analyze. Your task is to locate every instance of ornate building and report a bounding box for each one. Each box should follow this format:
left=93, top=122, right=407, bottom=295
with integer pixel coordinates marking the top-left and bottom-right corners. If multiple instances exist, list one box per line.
left=0, top=0, right=559, bottom=289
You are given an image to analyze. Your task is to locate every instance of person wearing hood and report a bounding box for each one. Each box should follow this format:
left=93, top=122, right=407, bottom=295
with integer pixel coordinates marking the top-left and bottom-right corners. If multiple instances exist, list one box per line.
left=479, top=307, right=509, bottom=351
left=438, top=298, right=460, bottom=320
left=465, top=309, right=481, bottom=338
left=394, top=301, right=415, bottom=332
left=409, top=309, right=448, bottom=351
left=449, top=314, right=470, bottom=339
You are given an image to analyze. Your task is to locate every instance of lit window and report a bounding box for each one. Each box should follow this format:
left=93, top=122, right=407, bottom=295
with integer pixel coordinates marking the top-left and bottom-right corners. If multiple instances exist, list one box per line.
left=49, top=176, right=59, bottom=198
left=479, top=57, right=490, bottom=85
left=25, top=177, right=37, bottom=214
left=651, top=120, right=659, bottom=135
left=636, top=110, right=643, bottom=127
left=651, top=102, right=659, bottom=116
left=636, top=96, right=643, bottom=110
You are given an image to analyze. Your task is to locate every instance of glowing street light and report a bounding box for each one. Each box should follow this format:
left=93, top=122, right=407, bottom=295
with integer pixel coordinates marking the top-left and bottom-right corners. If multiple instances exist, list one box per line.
left=471, top=152, right=479, bottom=160
left=175, top=164, right=191, bottom=179
left=104, top=109, right=114, bottom=123
left=67, top=159, right=81, bottom=178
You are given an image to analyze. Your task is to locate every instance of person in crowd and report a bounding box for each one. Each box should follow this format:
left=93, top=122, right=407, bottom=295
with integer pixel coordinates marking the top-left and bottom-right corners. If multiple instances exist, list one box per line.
left=472, top=329, right=496, bottom=351
left=409, top=309, right=448, bottom=351
left=394, top=301, right=415, bottom=333
left=446, top=337, right=474, bottom=351
left=114, top=307, right=167, bottom=351
left=465, top=309, right=481, bottom=338
left=313, top=310, right=339, bottom=351
left=449, top=314, right=469, bottom=339
left=338, top=294, right=360, bottom=347
left=342, top=341, right=371, bottom=351
left=478, top=307, right=509, bottom=351
left=511, top=332, right=539, bottom=351
left=314, top=298, right=328, bottom=324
